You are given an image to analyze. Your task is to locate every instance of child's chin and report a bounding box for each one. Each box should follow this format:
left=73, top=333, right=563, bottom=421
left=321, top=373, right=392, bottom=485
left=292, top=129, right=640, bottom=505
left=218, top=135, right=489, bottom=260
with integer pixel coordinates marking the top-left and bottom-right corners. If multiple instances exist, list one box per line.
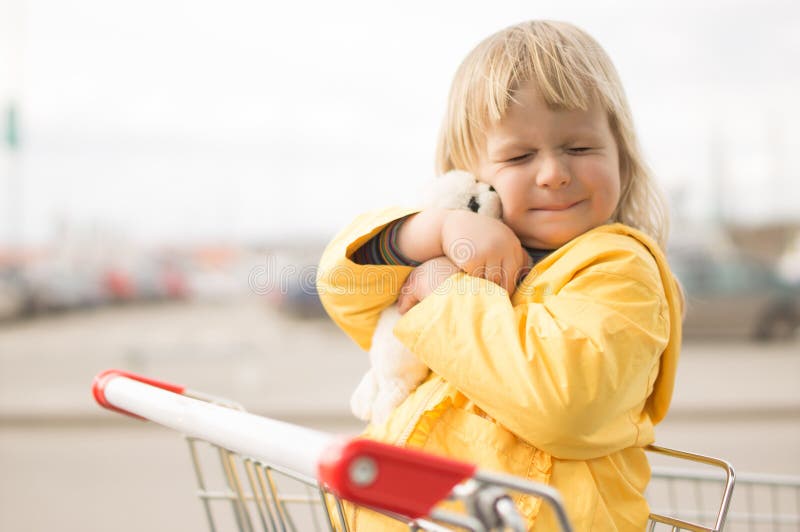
left=518, top=222, right=576, bottom=249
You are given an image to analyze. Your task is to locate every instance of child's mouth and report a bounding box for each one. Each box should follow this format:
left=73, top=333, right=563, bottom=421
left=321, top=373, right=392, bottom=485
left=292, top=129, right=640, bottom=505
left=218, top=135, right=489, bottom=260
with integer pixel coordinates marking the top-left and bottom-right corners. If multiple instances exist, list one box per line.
left=532, top=200, right=582, bottom=212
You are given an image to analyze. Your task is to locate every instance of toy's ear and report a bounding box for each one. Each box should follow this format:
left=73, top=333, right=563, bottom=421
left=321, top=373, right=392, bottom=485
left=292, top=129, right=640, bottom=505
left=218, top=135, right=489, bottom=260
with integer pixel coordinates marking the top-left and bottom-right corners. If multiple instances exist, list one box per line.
left=422, top=170, right=479, bottom=210
left=473, top=183, right=502, bottom=219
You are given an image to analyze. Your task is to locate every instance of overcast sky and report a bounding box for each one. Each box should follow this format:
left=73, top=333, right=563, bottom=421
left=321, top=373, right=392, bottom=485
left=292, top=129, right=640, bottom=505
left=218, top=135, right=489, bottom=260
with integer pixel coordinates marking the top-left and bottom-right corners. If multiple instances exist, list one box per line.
left=1, top=0, right=799, bottom=246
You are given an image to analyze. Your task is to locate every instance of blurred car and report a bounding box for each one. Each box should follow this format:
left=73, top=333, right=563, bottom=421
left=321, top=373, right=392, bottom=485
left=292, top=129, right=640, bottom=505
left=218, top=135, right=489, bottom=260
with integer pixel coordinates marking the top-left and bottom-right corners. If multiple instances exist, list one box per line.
left=259, top=251, right=327, bottom=320
left=103, top=267, right=136, bottom=302
left=270, top=276, right=327, bottom=319
left=108, top=259, right=189, bottom=302
left=26, top=263, right=108, bottom=312
left=0, top=267, right=33, bottom=321
left=671, top=249, right=800, bottom=340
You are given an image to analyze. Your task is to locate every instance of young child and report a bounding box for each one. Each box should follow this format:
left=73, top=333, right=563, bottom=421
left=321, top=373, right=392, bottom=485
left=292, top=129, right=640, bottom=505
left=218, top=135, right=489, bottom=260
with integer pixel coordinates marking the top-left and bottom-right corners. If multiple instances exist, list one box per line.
left=316, top=20, right=683, bottom=531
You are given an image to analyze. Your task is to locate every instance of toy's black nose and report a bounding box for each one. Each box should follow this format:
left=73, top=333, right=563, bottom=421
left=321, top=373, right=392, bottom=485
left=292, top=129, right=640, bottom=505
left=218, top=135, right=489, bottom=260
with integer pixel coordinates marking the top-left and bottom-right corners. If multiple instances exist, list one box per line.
left=488, top=186, right=495, bottom=192
left=468, top=196, right=480, bottom=212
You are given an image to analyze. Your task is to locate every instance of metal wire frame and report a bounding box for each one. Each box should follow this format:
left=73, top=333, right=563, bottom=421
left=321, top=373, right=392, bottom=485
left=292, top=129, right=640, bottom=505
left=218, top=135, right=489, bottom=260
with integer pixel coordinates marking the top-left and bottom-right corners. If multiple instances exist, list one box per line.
left=176, top=388, right=738, bottom=532
left=186, top=438, right=754, bottom=532
left=186, top=437, right=760, bottom=532
left=645, top=444, right=736, bottom=532
left=171, top=384, right=568, bottom=532
left=186, top=436, right=346, bottom=532
left=184, top=436, right=575, bottom=532
left=649, top=466, right=800, bottom=532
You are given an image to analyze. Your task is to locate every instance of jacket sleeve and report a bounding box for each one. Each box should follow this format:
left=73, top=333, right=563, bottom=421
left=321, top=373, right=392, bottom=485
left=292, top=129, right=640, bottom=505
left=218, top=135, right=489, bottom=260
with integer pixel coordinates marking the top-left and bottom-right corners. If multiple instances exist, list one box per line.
left=316, top=207, right=421, bottom=351
left=393, top=245, right=671, bottom=460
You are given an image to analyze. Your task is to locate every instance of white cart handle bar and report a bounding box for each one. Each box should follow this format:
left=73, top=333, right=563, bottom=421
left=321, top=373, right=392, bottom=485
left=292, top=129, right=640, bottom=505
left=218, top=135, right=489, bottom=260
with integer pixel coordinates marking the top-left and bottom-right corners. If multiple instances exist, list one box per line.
left=93, top=369, right=573, bottom=532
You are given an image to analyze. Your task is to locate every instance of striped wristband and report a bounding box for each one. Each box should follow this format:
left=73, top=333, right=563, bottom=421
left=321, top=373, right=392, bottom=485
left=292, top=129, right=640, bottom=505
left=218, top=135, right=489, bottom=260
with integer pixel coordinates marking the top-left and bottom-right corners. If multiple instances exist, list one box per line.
left=350, top=217, right=421, bottom=266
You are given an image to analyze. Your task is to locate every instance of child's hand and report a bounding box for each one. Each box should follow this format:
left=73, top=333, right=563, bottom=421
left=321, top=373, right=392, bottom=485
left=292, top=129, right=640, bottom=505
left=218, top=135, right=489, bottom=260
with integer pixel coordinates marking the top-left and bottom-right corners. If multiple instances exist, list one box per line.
left=441, top=210, right=530, bottom=294
left=397, top=257, right=461, bottom=314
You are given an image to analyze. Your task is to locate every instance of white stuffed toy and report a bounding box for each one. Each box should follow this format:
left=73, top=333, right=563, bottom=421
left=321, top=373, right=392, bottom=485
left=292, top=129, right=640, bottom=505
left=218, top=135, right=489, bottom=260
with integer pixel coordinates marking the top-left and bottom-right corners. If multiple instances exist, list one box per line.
left=350, top=170, right=502, bottom=424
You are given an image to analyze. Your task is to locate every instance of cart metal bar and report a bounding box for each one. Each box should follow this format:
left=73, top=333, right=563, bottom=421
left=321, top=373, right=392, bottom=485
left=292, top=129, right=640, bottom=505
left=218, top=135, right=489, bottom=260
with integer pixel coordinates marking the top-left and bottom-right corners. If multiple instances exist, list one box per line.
left=102, top=375, right=334, bottom=479
left=652, top=468, right=800, bottom=488
left=473, top=470, right=572, bottom=532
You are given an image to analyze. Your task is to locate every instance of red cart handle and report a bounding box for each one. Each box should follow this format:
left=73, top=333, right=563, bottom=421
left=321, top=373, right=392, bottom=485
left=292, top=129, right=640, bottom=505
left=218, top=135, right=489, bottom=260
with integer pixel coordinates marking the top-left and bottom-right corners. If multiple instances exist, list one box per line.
left=318, top=438, right=476, bottom=518
left=92, top=369, right=186, bottom=419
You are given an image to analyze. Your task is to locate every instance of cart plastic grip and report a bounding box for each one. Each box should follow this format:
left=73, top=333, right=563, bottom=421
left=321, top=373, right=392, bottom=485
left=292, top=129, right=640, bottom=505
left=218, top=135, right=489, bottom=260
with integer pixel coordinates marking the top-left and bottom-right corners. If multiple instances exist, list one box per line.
left=318, top=438, right=476, bottom=518
left=92, top=369, right=186, bottom=419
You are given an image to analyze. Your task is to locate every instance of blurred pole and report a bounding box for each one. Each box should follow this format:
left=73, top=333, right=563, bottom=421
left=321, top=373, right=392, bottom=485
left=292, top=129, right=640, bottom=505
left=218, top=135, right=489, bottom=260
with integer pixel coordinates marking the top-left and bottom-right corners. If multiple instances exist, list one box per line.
left=5, top=102, right=22, bottom=248
left=707, top=119, right=726, bottom=225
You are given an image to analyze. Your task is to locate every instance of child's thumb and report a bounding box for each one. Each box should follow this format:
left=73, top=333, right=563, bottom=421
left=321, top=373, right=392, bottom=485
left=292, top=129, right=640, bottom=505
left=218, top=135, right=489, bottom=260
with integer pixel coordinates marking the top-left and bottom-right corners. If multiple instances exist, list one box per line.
left=396, top=293, right=416, bottom=315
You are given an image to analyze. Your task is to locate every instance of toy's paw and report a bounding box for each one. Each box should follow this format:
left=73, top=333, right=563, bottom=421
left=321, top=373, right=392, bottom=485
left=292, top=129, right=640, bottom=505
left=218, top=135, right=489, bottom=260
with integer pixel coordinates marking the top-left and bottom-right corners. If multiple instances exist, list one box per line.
left=371, top=380, right=415, bottom=425
left=350, top=371, right=377, bottom=421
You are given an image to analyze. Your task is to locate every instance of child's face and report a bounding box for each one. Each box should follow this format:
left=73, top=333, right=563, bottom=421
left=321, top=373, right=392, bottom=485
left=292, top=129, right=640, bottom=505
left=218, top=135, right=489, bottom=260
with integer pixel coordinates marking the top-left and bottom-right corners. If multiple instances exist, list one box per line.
left=476, top=81, right=621, bottom=249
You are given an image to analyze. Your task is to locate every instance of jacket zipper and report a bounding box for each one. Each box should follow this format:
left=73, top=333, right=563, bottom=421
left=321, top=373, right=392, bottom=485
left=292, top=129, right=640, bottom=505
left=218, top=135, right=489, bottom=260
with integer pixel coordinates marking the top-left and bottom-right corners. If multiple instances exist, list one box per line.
left=394, top=379, right=446, bottom=446
left=349, top=380, right=445, bottom=531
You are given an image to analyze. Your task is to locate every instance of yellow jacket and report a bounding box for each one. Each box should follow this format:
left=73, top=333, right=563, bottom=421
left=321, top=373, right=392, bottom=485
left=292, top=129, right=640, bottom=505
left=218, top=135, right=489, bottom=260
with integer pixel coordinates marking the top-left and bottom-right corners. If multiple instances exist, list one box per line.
left=316, top=208, right=682, bottom=531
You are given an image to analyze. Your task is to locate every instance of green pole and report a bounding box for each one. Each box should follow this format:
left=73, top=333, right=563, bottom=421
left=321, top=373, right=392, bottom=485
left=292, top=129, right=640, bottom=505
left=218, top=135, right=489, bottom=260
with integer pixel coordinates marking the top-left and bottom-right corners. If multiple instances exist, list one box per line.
left=5, top=103, right=20, bottom=150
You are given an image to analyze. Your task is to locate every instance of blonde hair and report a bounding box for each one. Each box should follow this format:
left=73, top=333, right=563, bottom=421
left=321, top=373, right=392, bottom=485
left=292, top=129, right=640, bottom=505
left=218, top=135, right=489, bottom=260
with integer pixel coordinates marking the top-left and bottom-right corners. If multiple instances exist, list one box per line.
left=436, top=20, right=670, bottom=248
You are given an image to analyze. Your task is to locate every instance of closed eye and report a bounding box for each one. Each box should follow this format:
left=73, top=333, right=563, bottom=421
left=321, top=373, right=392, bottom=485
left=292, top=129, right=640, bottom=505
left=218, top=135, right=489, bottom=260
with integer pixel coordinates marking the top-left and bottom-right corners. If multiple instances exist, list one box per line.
left=567, top=147, right=593, bottom=154
left=506, top=153, right=532, bottom=163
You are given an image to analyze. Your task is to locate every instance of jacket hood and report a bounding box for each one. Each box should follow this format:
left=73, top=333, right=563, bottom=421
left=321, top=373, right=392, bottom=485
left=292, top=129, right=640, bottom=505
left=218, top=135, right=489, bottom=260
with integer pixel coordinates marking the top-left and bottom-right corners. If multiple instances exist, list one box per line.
left=604, top=224, right=682, bottom=424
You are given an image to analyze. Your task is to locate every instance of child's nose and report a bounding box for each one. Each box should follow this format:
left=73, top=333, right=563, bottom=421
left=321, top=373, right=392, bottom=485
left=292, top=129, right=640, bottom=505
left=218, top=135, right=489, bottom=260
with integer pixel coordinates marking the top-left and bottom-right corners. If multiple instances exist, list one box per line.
left=535, top=154, right=571, bottom=189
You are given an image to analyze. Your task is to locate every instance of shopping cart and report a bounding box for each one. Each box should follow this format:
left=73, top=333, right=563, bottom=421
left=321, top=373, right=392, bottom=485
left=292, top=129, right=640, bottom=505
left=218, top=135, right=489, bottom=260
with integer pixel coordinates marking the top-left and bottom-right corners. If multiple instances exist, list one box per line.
left=92, top=369, right=737, bottom=532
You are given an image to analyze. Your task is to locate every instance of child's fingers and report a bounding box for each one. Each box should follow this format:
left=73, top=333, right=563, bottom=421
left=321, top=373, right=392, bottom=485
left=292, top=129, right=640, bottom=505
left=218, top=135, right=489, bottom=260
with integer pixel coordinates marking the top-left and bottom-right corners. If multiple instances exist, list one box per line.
left=515, top=264, right=532, bottom=286
left=397, top=269, right=418, bottom=311
left=514, top=248, right=533, bottom=286
left=482, top=259, right=502, bottom=288
left=498, top=258, right=519, bottom=294
left=396, top=292, right=419, bottom=314
left=459, top=258, right=484, bottom=279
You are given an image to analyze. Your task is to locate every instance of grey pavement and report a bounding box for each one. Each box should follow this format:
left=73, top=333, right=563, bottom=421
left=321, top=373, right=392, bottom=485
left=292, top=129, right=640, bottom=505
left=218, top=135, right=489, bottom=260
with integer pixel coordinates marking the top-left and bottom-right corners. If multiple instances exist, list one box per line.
left=1, top=297, right=797, bottom=420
